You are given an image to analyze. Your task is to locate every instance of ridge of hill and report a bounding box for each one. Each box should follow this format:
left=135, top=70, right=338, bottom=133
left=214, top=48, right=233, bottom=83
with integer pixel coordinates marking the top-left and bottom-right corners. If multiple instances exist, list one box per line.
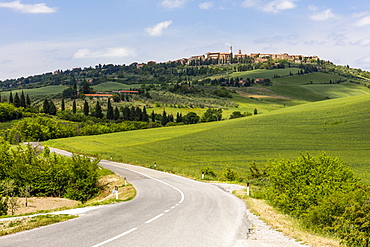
left=46, top=93, right=370, bottom=184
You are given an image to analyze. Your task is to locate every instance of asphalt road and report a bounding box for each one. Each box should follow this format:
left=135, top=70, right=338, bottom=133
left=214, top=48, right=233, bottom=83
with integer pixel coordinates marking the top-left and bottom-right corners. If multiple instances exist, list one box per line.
left=0, top=149, right=249, bottom=247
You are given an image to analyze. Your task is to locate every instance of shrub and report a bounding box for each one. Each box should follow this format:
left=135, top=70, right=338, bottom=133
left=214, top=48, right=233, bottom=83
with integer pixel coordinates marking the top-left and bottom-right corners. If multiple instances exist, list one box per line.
left=265, top=152, right=358, bottom=217
left=201, top=166, right=216, bottom=178
left=222, top=166, right=242, bottom=182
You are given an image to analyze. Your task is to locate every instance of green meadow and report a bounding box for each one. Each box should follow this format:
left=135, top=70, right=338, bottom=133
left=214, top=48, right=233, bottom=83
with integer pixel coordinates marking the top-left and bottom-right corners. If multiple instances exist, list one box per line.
left=92, top=82, right=142, bottom=92
left=46, top=94, right=370, bottom=184
left=231, top=68, right=300, bottom=79
left=1, top=85, right=68, bottom=97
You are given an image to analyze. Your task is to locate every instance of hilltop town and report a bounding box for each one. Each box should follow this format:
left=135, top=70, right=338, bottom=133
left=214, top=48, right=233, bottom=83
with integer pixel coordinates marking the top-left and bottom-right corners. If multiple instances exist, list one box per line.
left=171, top=46, right=320, bottom=66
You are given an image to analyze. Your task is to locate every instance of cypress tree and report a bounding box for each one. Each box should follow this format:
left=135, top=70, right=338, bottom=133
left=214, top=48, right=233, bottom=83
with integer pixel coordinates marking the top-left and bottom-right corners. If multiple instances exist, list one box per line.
left=20, top=91, right=26, bottom=108
left=83, top=100, right=89, bottom=116
left=13, top=93, right=20, bottom=107
left=26, top=94, right=31, bottom=107
left=151, top=111, right=155, bottom=122
left=142, top=106, right=149, bottom=122
left=161, top=110, right=167, bottom=126
left=106, top=98, right=114, bottom=120
left=114, top=106, right=120, bottom=120
left=121, top=106, right=130, bottom=121
left=48, top=100, right=57, bottom=115
left=135, top=106, right=142, bottom=121
left=9, top=92, right=13, bottom=104
left=130, top=106, right=136, bottom=121
left=72, top=100, right=77, bottom=114
left=43, top=99, right=49, bottom=113
left=61, top=98, right=65, bottom=111
left=94, top=101, right=103, bottom=118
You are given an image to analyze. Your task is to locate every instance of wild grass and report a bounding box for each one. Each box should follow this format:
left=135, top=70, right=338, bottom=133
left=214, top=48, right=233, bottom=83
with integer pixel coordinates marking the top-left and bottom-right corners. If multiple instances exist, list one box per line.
left=234, top=191, right=340, bottom=247
left=46, top=94, right=370, bottom=184
left=0, top=215, right=77, bottom=236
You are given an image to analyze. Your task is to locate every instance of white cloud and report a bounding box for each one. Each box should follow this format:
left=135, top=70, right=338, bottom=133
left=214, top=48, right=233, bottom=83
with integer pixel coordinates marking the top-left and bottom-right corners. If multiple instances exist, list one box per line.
left=73, top=47, right=136, bottom=59
left=262, top=0, right=297, bottom=13
left=354, top=16, right=370, bottom=27
left=160, top=0, right=187, bottom=9
left=199, top=2, right=213, bottom=10
left=145, top=20, right=173, bottom=37
left=242, top=0, right=257, bottom=8
left=242, top=0, right=297, bottom=13
left=0, top=0, right=56, bottom=13
left=352, top=39, right=370, bottom=47
left=309, top=9, right=336, bottom=21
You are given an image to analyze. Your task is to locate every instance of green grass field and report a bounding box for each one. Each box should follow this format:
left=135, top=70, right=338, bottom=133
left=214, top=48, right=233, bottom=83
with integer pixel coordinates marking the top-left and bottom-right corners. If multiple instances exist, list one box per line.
left=1, top=85, right=68, bottom=97
left=92, top=82, right=142, bottom=92
left=270, top=73, right=369, bottom=101
left=46, top=94, right=370, bottom=184
left=231, top=68, right=300, bottom=79
left=302, top=84, right=369, bottom=99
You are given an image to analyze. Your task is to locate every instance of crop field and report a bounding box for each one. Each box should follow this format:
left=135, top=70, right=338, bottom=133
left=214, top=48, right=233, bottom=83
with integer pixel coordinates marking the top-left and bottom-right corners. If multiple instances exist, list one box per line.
left=92, top=82, right=142, bottom=92
left=46, top=94, right=370, bottom=184
left=1, top=85, right=68, bottom=97
left=269, top=73, right=369, bottom=102
left=302, top=84, right=368, bottom=99
left=231, top=68, right=301, bottom=79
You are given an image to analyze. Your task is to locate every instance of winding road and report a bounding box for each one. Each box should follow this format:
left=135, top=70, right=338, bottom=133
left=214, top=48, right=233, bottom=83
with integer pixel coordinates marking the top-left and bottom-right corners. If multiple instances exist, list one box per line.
left=0, top=148, right=249, bottom=246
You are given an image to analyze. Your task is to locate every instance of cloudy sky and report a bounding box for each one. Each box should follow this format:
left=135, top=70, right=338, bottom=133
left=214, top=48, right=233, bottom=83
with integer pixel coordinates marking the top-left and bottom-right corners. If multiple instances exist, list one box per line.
left=1, top=0, right=370, bottom=80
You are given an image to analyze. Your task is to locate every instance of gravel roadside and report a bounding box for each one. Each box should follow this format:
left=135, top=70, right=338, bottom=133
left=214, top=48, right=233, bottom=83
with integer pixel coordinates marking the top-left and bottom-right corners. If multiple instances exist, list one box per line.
left=211, top=183, right=310, bottom=247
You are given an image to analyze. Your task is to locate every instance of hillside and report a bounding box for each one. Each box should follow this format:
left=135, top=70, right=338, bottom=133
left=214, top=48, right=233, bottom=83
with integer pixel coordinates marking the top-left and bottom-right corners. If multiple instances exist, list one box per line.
left=46, top=93, right=370, bottom=184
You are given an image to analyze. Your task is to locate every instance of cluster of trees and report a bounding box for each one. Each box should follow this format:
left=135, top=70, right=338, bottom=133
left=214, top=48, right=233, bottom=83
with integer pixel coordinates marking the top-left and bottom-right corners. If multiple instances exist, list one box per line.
left=6, top=116, right=149, bottom=143
left=0, top=103, right=23, bottom=122
left=0, top=140, right=101, bottom=213
left=256, top=153, right=369, bottom=246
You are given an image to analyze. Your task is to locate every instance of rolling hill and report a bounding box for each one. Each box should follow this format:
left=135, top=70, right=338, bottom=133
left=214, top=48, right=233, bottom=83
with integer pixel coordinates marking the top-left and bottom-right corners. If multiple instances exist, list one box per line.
left=46, top=93, right=370, bottom=184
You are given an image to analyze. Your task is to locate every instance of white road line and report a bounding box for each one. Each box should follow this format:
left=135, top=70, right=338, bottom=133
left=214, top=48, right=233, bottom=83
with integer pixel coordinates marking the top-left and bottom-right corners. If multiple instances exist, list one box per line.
left=90, top=160, right=186, bottom=246
left=91, top=228, right=137, bottom=247
left=145, top=213, right=164, bottom=224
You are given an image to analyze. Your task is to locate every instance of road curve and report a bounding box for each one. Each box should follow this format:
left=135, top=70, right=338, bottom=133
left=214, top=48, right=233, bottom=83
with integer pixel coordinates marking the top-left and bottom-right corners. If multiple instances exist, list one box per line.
left=0, top=149, right=249, bottom=247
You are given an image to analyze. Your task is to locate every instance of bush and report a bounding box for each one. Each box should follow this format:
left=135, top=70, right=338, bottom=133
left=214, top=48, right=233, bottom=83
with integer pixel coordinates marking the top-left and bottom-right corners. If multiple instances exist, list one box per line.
left=265, top=152, right=358, bottom=217
left=222, top=166, right=242, bottom=181
left=201, top=166, right=216, bottom=178
left=0, top=140, right=101, bottom=203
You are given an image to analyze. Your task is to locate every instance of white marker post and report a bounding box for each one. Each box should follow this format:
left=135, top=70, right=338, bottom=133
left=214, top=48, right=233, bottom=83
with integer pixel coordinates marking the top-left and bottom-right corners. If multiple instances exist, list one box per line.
left=246, top=183, right=250, bottom=196
left=201, top=172, right=205, bottom=180
left=124, top=177, right=127, bottom=187
left=115, top=186, right=119, bottom=199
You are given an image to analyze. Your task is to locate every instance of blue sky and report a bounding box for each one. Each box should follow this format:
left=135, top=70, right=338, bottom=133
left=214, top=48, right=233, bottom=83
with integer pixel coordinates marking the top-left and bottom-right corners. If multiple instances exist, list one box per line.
left=1, top=0, right=370, bottom=80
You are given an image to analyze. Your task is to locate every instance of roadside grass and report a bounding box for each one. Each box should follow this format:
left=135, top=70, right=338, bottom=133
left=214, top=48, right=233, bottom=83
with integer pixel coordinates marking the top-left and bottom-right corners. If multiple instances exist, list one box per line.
left=0, top=214, right=77, bottom=237
left=46, top=94, right=370, bottom=184
left=233, top=191, right=340, bottom=247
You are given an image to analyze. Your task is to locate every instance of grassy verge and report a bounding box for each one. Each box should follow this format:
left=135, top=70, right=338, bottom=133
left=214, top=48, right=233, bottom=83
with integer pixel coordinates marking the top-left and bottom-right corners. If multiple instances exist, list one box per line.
left=0, top=173, right=136, bottom=235
left=0, top=214, right=77, bottom=236
left=233, top=191, right=340, bottom=247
